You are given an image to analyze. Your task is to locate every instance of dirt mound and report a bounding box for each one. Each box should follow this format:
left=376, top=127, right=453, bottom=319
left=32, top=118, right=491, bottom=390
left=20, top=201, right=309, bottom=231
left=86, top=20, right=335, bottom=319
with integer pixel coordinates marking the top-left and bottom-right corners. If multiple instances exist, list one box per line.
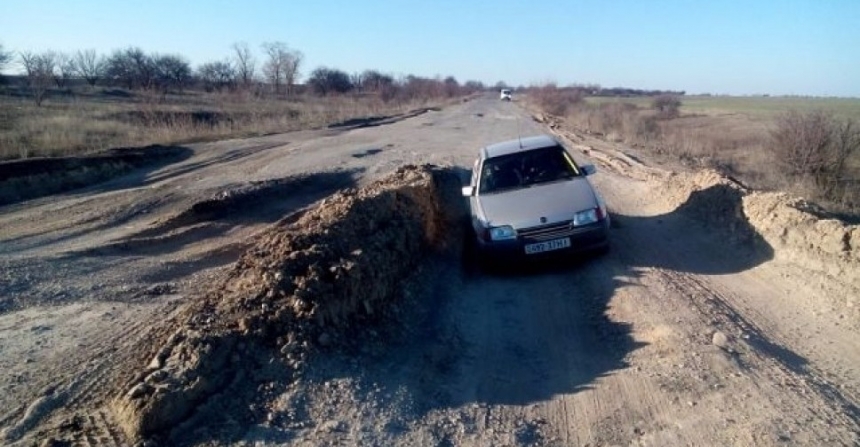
left=744, top=192, right=860, bottom=290
left=660, top=170, right=755, bottom=243
left=110, top=164, right=466, bottom=442
left=659, top=169, right=860, bottom=292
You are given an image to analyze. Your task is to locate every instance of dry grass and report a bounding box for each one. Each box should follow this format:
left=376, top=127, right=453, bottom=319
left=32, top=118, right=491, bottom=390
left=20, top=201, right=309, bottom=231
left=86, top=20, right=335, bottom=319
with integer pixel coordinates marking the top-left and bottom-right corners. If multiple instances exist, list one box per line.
left=530, top=84, right=583, bottom=116
left=587, top=95, right=860, bottom=121
left=529, top=93, right=860, bottom=217
left=0, top=87, right=449, bottom=160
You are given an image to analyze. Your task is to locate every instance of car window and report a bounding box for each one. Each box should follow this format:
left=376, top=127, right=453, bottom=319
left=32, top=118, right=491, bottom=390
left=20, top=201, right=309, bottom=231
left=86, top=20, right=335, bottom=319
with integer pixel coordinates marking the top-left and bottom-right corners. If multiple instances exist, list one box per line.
left=478, top=146, right=579, bottom=194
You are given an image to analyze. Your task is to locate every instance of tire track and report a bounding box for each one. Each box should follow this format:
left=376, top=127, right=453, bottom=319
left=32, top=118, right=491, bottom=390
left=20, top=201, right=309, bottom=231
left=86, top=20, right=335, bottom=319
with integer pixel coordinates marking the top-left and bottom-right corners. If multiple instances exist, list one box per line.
left=0, top=301, right=172, bottom=444
left=654, top=268, right=860, bottom=444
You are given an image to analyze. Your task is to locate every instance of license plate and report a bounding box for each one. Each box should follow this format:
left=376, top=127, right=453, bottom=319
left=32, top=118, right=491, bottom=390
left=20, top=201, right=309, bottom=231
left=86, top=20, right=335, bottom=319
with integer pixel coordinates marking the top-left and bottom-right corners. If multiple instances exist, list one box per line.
left=524, top=237, right=571, bottom=255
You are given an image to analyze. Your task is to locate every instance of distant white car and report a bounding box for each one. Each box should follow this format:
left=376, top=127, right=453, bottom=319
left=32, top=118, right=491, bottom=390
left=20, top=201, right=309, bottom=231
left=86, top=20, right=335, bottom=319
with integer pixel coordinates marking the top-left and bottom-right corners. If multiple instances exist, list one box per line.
left=500, top=89, right=512, bottom=101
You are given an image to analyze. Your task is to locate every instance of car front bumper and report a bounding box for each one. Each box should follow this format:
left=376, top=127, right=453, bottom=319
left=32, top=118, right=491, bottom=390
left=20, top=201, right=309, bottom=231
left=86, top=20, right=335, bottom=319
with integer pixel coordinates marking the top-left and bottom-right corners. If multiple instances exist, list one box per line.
left=476, top=220, right=609, bottom=259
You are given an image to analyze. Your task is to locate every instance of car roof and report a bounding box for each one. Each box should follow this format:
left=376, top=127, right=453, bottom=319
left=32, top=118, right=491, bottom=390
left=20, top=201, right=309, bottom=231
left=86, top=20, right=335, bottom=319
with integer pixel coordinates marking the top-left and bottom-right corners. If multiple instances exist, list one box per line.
left=481, top=134, right=560, bottom=159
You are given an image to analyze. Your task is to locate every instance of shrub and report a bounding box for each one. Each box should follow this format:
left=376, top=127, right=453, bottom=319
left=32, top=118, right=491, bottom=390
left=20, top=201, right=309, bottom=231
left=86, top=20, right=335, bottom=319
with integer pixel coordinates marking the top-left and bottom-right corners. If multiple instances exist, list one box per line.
left=19, top=51, right=56, bottom=106
left=769, top=110, right=860, bottom=208
left=307, top=67, right=353, bottom=95
left=531, top=83, right=583, bottom=116
left=627, top=113, right=660, bottom=142
left=653, top=94, right=681, bottom=119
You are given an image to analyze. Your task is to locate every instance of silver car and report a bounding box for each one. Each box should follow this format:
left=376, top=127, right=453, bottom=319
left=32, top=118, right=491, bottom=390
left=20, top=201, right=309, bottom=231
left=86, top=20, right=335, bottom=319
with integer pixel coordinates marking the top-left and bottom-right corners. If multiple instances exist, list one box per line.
left=461, top=135, right=609, bottom=260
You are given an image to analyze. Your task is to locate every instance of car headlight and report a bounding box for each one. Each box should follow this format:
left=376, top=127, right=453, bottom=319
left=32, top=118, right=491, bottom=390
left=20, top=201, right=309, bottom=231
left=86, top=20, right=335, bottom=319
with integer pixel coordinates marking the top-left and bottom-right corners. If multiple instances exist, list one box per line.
left=573, top=209, right=598, bottom=226
left=489, top=225, right=517, bottom=241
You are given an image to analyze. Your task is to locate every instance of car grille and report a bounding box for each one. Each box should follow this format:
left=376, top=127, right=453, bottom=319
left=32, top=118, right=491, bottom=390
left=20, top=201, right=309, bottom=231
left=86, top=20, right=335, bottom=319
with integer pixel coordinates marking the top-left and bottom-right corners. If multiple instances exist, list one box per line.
left=518, top=220, right=575, bottom=242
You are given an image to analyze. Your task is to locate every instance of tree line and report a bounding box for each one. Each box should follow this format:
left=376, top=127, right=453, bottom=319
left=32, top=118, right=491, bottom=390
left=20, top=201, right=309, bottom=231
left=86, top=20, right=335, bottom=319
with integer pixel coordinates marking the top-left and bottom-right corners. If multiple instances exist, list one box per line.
left=0, top=41, right=486, bottom=106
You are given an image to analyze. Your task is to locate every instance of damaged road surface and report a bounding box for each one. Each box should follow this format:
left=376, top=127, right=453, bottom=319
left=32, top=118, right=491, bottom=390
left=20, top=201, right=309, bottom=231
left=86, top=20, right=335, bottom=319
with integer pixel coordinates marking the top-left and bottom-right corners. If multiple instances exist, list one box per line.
left=111, top=165, right=465, bottom=443
left=1, top=97, right=859, bottom=446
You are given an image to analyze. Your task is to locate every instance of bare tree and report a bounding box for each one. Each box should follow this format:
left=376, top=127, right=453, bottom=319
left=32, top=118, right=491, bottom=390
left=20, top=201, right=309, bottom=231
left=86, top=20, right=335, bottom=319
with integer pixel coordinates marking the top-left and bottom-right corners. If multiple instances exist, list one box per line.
left=19, top=51, right=55, bottom=105
left=105, top=47, right=154, bottom=90
left=443, top=76, right=459, bottom=97
left=261, top=41, right=302, bottom=95
left=769, top=110, right=860, bottom=200
left=197, top=60, right=236, bottom=92
left=105, top=49, right=136, bottom=89
left=19, top=51, right=37, bottom=86
left=55, top=52, right=75, bottom=88
left=828, top=119, right=860, bottom=197
left=231, top=42, right=255, bottom=89
left=127, top=47, right=155, bottom=90
left=283, top=49, right=303, bottom=95
left=360, top=69, right=394, bottom=92
left=463, top=80, right=485, bottom=93
left=357, top=69, right=396, bottom=100
left=73, top=49, right=105, bottom=87
left=307, top=67, right=353, bottom=95
left=0, top=43, right=12, bottom=76
left=152, top=54, right=192, bottom=92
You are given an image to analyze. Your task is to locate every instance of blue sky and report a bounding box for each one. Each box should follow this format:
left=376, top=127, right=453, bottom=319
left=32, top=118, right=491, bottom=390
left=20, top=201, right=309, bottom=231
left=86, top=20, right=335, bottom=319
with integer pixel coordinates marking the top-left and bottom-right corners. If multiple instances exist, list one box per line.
left=1, top=0, right=858, bottom=96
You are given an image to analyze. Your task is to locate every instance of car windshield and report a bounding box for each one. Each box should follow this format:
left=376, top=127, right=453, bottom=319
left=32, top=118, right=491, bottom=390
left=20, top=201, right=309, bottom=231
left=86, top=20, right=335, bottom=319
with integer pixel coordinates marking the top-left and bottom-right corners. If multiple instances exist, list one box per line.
left=478, top=145, right=579, bottom=194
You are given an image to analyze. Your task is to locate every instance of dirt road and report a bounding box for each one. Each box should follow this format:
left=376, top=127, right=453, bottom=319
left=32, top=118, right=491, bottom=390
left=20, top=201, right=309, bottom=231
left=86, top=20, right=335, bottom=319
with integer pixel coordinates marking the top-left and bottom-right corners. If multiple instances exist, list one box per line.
left=1, top=96, right=858, bottom=446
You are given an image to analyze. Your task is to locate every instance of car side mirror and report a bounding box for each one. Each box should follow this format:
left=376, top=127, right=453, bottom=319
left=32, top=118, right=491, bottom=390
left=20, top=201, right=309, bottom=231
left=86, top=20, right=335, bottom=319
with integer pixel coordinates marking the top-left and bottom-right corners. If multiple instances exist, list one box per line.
left=461, top=186, right=474, bottom=197
left=581, top=164, right=597, bottom=176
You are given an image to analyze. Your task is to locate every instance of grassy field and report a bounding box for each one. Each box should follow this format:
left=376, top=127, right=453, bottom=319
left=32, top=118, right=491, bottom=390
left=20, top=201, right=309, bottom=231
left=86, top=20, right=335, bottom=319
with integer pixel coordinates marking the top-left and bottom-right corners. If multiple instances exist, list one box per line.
left=588, top=95, right=860, bottom=120
left=542, top=93, right=860, bottom=217
left=0, top=87, right=450, bottom=160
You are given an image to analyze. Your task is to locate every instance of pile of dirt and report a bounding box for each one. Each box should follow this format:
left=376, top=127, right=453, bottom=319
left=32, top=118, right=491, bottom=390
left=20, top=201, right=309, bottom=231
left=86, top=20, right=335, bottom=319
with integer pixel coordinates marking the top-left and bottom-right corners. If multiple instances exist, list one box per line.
left=659, top=169, right=860, bottom=292
left=659, top=170, right=757, bottom=245
left=110, top=164, right=466, bottom=443
left=744, top=191, right=860, bottom=291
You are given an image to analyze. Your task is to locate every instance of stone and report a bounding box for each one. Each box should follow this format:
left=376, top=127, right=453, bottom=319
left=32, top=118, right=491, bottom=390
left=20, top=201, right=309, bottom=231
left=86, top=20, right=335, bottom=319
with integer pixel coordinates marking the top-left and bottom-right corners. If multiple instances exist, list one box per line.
left=712, top=331, right=729, bottom=348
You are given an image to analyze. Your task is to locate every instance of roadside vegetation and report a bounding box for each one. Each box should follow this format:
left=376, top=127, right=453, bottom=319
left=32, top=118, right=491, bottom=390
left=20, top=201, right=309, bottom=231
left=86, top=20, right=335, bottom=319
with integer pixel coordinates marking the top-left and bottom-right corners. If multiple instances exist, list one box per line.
left=0, top=42, right=485, bottom=160
left=527, top=84, right=860, bottom=217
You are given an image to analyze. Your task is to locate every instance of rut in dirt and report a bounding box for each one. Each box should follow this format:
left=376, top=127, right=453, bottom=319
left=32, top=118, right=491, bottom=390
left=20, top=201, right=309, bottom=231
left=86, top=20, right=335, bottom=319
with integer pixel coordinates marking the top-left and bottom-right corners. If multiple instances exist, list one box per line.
left=75, top=169, right=362, bottom=257
left=0, top=145, right=193, bottom=207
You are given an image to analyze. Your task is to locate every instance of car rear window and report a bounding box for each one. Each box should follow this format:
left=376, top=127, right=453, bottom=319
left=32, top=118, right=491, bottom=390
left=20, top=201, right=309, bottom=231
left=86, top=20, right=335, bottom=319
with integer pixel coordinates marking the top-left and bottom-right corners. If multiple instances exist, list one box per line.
left=479, top=146, right=579, bottom=193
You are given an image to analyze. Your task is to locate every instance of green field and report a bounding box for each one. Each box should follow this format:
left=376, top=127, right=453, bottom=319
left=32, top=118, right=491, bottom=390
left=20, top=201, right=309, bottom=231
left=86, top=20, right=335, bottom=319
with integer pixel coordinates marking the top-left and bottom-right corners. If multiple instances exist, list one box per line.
left=587, top=95, right=860, bottom=120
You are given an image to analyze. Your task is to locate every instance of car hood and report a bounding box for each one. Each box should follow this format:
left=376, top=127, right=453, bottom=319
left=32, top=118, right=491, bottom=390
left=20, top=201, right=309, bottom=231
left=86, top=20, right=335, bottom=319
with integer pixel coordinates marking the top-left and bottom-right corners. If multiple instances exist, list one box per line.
left=475, top=178, right=598, bottom=229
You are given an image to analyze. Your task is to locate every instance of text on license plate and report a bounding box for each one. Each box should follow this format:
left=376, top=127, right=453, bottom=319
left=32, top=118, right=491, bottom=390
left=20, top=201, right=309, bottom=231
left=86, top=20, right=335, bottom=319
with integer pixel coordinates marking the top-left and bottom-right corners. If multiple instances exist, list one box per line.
left=524, top=237, right=571, bottom=255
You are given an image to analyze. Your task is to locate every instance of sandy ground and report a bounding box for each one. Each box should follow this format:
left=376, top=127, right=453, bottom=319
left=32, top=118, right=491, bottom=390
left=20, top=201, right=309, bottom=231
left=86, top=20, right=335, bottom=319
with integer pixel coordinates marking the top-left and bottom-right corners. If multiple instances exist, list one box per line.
left=0, top=96, right=858, bottom=446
